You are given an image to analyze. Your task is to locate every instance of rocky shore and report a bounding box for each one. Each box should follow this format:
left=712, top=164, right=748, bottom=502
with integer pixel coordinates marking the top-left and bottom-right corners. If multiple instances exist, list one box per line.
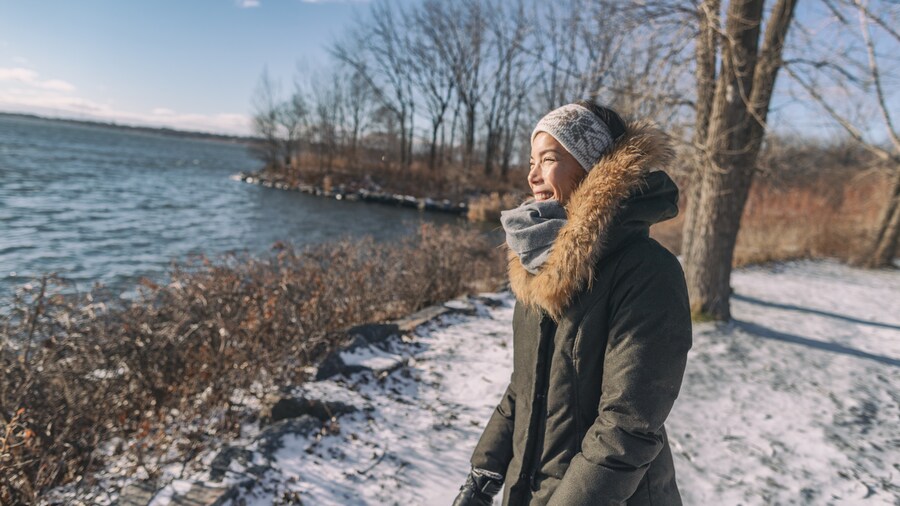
left=233, top=171, right=469, bottom=215
left=42, top=259, right=900, bottom=505
left=45, top=292, right=508, bottom=505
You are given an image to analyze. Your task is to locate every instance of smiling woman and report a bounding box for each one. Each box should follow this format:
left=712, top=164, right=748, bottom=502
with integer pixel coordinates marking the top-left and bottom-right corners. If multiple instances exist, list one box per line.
left=454, top=100, right=692, bottom=506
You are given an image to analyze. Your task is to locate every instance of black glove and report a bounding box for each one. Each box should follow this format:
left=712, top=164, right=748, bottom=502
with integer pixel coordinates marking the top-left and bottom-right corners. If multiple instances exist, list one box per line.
left=452, top=467, right=504, bottom=506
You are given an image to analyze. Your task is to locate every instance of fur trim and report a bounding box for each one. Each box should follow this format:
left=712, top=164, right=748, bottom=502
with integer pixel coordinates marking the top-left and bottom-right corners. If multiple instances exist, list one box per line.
left=507, top=119, right=674, bottom=320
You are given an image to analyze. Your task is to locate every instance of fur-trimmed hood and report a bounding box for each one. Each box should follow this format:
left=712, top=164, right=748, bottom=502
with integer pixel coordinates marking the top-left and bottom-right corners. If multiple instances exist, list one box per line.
left=507, top=120, right=678, bottom=320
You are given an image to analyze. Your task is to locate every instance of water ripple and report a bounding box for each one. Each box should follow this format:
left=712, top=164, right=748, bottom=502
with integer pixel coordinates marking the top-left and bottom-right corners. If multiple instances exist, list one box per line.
left=0, top=115, right=463, bottom=299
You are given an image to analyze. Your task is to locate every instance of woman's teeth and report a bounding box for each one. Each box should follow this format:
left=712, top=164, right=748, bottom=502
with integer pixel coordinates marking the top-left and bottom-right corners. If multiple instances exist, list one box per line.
left=535, top=191, right=552, bottom=200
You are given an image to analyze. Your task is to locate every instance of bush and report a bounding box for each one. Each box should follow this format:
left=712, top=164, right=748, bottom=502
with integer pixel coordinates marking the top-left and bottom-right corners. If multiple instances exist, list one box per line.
left=0, top=224, right=505, bottom=503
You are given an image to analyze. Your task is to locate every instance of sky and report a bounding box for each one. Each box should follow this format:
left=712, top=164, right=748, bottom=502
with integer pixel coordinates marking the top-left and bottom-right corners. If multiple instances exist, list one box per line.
left=0, top=0, right=370, bottom=135
left=0, top=1, right=895, bottom=141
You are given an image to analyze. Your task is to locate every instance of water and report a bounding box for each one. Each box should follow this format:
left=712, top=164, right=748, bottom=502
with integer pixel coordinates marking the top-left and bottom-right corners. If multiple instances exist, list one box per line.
left=0, top=115, right=463, bottom=301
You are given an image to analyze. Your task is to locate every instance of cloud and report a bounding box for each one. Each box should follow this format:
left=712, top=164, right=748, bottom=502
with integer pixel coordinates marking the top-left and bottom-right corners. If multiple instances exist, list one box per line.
left=0, top=89, right=252, bottom=135
left=236, top=0, right=260, bottom=7
left=0, top=63, right=251, bottom=135
left=0, top=68, right=250, bottom=135
left=12, top=56, right=29, bottom=65
left=0, top=67, right=76, bottom=92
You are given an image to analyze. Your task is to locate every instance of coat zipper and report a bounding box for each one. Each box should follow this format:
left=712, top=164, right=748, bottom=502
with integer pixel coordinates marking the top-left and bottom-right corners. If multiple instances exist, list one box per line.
left=520, top=312, right=555, bottom=495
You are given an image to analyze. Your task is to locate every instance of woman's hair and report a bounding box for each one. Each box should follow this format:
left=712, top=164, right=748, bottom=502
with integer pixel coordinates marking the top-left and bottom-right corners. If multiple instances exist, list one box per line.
left=573, top=99, right=627, bottom=142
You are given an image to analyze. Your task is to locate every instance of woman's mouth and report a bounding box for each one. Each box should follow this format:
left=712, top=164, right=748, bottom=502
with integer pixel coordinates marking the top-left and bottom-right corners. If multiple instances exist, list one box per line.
left=534, top=191, right=553, bottom=201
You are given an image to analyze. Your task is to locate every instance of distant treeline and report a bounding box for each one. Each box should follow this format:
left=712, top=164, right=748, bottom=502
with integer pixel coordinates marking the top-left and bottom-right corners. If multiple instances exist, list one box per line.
left=0, top=111, right=258, bottom=144
left=250, top=0, right=695, bottom=179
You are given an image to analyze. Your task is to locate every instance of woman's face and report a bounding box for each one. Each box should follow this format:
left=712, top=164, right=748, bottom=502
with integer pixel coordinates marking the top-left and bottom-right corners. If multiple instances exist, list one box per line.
left=528, top=132, right=586, bottom=205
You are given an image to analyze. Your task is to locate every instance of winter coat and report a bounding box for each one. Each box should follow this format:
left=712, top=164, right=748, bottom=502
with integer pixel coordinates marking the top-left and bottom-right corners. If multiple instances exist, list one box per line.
left=469, top=121, right=693, bottom=506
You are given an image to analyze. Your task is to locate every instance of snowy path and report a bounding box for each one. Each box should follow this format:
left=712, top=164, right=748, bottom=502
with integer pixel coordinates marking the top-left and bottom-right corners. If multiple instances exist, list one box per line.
left=217, top=260, right=898, bottom=505
left=234, top=296, right=517, bottom=506
left=668, top=260, right=900, bottom=505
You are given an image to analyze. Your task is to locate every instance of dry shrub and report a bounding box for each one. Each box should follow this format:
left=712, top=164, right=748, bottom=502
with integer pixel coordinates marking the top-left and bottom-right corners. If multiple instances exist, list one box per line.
left=467, top=192, right=525, bottom=222
left=0, top=224, right=505, bottom=504
left=733, top=172, right=886, bottom=265
left=267, top=148, right=529, bottom=203
left=652, top=139, right=892, bottom=266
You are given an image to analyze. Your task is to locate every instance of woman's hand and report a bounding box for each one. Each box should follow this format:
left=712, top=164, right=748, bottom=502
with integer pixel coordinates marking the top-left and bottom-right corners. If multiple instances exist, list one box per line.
left=451, top=467, right=504, bottom=506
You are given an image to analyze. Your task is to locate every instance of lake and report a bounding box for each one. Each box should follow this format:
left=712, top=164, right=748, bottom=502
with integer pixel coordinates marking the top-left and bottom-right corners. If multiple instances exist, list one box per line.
left=0, top=114, right=464, bottom=301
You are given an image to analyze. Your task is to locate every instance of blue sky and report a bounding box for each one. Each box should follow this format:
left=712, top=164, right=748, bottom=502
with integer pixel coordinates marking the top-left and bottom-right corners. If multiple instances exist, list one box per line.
left=0, top=0, right=369, bottom=134
left=0, top=1, right=895, bottom=141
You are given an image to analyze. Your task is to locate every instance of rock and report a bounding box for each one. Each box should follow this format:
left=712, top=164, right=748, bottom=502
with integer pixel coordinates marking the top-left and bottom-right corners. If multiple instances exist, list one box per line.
left=473, top=294, right=506, bottom=308
left=443, top=298, right=477, bottom=315
left=393, top=305, right=450, bottom=333
left=314, top=350, right=369, bottom=380
left=255, top=415, right=320, bottom=457
left=209, top=446, right=254, bottom=482
left=118, top=481, right=157, bottom=506
left=314, top=324, right=400, bottom=380
left=266, top=396, right=357, bottom=425
left=346, top=323, right=399, bottom=346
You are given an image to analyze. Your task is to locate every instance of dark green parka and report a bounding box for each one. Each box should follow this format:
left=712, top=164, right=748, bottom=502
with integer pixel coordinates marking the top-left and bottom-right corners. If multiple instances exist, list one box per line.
left=470, top=121, right=692, bottom=506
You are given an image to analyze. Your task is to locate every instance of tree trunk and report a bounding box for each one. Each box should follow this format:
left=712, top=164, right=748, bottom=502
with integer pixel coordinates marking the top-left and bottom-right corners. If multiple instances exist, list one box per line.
left=429, top=120, right=440, bottom=171
left=484, top=127, right=496, bottom=176
left=860, top=167, right=900, bottom=268
left=681, top=0, right=720, bottom=259
left=448, top=100, right=459, bottom=167
left=685, top=0, right=797, bottom=321
left=464, top=101, right=476, bottom=171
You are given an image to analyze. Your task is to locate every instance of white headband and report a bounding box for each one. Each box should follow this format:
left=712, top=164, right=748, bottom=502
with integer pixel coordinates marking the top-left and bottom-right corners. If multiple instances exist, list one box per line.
left=531, top=104, right=615, bottom=172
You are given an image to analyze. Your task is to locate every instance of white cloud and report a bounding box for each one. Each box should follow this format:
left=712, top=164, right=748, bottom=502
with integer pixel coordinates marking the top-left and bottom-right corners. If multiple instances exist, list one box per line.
left=237, top=0, right=260, bottom=7
left=0, top=67, right=251, bottom=135
left=0, top=67, right=38, bottom=81
left=41, top=79, right=76, bottom=92
left=0, top=67, right=76, bottom=92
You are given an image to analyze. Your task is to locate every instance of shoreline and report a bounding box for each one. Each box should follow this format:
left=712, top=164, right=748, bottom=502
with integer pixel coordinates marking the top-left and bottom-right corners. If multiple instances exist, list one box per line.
left=233, top=171, right=470, bottom=216
left=43, top=290, right=510, bottom=505
left=47, top=258, right=900, bottom=505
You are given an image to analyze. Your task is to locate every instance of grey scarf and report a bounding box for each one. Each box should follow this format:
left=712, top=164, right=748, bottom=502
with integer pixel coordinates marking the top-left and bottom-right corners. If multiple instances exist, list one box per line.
left=500, top=198, right=568, bottom=274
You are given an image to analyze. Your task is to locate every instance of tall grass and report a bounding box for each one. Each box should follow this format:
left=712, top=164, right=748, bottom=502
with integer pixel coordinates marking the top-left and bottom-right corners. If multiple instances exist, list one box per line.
left=0, top=224, right=505, bottom=504
left=652, top=160, right=891, bottom=266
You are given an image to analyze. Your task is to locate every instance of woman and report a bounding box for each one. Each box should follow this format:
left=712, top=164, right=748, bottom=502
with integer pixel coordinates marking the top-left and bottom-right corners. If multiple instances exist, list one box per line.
left=452, top=101, right=692, bottom=506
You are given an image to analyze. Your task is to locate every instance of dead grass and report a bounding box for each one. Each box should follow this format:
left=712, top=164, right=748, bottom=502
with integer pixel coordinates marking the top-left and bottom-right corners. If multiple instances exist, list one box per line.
left=467, top=192, right=526, bottom=222
left=0, top=224, right=506, bottom=504
left=266, top=148, right=528, bottom=203
left=651, top=169, right=890, bottom=266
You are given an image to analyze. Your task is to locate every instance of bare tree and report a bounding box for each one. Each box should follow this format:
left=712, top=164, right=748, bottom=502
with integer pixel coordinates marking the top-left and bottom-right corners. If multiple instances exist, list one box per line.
left=421, top=0, right=489, bottom=171
left=683, top=0, right=799, bottom=321
left=279, top=83, right=310, bottom=176
left=481, top=0, right=531, bottom=177
left=331, top=0, right=416, bottom=167
left=681, top=0, right=721, bottom=261
left=410, top=2, right=457, bottom=171
left=783, top=0, right=899, bottom=268
left=250, top=68, right=283, bottom=172
left=340, top=67, right=376, bottom=168
left=308, top=72, right=344, bottom=171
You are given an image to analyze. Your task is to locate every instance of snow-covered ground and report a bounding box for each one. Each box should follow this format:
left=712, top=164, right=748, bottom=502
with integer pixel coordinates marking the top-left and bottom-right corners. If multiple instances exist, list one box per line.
left=668, top=260, right=899, bottom=505
left=146, top=260, right=898, bottom=505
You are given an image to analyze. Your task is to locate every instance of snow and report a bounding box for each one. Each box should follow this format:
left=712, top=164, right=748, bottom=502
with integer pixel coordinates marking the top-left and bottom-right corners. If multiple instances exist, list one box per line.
left=222, top=260, right=900, bottom=505
left=668, top=260, right=900, bottom=505
left=100, top=260, right=900, bottom=505
left=236, top=302, right=516, bottom=506
left=339, top=346, right=405, bottom=371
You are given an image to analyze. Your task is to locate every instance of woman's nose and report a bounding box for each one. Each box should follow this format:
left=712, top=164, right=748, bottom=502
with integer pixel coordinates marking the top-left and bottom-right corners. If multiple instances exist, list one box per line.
left=528, top=164, right=542, bottom=185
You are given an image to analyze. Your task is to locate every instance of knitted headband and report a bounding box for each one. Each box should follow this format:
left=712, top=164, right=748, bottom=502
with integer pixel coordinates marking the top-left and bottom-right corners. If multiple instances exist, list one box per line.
left=531, top=103, right=615, bottom=172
